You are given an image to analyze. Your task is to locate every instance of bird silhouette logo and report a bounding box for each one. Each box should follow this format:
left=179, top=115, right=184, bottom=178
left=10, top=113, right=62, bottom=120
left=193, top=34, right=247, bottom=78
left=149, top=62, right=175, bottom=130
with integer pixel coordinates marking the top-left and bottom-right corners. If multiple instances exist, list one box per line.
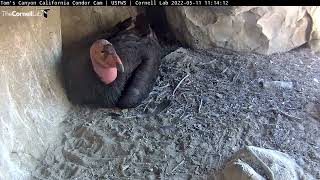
left=40, top=9, right=50, bottom=18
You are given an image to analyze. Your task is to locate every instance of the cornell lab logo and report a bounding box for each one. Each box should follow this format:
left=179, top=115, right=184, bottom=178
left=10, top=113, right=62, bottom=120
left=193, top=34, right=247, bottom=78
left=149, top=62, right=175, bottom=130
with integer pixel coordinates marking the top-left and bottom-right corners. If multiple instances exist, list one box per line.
left=1, top=9, right=50, bottom=18
left=40, top=9, right=50, bottom=18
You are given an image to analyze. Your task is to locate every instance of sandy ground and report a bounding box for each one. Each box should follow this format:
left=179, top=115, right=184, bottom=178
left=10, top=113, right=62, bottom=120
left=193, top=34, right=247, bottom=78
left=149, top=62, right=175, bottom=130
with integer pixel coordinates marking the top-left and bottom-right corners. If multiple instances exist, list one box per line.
left=34, top=46, right=320, bottom=180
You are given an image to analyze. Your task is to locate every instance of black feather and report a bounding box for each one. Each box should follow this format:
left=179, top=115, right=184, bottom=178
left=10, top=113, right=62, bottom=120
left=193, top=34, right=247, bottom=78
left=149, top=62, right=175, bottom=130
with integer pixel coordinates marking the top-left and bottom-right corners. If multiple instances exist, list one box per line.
left=62, top=14, right=161, bottom=108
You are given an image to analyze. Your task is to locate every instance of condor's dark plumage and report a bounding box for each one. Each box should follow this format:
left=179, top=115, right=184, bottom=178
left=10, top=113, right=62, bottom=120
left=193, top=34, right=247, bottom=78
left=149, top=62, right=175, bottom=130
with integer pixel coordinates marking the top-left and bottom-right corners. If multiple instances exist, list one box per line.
left=62, top=14, right=161, bottom=108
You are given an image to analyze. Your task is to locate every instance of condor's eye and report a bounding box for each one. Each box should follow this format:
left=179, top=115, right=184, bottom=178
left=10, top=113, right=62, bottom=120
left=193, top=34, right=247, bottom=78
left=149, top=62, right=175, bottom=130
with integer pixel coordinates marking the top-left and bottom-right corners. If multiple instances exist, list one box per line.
left=101, top=50, right=105, bottom=53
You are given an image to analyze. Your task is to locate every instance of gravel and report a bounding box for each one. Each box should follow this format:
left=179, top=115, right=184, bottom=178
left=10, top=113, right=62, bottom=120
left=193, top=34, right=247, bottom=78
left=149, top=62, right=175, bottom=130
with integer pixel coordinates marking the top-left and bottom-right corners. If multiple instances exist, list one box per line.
left=34, top=46, right=320, bottom=180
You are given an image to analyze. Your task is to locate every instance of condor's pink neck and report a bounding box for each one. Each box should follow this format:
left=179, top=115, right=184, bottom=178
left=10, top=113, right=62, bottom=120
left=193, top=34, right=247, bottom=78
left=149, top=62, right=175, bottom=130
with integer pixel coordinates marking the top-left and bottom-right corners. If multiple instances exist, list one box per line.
left=91, top=60, right=118, bottom=85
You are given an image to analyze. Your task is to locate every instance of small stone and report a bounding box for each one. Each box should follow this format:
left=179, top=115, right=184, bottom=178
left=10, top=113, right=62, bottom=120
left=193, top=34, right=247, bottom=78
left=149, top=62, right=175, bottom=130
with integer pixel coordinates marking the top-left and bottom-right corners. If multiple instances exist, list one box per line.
left=297, top=124, right=305, bottom=131
left=297, top=158, right=305, bottom=166
left=212, top=113, right=220, bottom=118
left=221, top=146, right=310, bottom=180
left=261, top=80, right=294, bottom=89
left=121, top=109, right=128, bottom=113
left=201, top=96, right=210, bottom=103
left=215, top=93, right=223, bottom=99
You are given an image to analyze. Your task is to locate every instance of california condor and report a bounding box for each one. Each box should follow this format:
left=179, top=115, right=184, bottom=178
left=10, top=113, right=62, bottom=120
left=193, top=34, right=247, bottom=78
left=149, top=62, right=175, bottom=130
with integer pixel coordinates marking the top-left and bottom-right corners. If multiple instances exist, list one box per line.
left=62, top=14, right=161, bottom=108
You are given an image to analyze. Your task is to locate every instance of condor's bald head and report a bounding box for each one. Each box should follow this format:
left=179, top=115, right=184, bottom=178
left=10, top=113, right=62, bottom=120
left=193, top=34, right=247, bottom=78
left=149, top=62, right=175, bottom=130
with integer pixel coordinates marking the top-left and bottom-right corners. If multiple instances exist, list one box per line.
left=90, top=39, right=124, bottom=84
left=90, top=39, right=124, bottom=72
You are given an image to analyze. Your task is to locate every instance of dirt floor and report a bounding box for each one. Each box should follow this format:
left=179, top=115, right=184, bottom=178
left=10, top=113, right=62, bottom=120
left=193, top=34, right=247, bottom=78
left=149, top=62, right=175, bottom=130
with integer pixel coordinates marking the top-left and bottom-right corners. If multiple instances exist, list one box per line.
left=34, top=46, right=320, bottom=180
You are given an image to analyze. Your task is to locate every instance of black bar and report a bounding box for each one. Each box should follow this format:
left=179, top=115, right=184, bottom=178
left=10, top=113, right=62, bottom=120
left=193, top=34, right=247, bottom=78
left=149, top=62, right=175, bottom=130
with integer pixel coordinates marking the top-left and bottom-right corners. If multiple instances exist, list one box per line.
left=229, top=0, right=320, bottom=6
left=131, top=0, right=320, bottom=6
left=0, top=0, right=106, bottom=6
left=0, top=0, right=319, bottom=6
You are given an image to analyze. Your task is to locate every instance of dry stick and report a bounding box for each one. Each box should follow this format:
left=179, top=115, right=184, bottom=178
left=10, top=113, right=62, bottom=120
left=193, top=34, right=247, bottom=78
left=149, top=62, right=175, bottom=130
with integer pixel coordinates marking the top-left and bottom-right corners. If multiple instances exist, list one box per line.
left=232, top=72, right=240, bottom=82
left=173, top=73, right=190, bottom=96
left=222, top=67, right=228, bottom=73
left=198, top=98, right=203, bottom=113
left=270, top=108, right=303, bottom=121
left=143, top=100, right=152, bottom=112
left=179, top=103, right=188, bottom=119
left=171, top=159, right=185, bottom=173
left=164, top=161, right=168, bottom=178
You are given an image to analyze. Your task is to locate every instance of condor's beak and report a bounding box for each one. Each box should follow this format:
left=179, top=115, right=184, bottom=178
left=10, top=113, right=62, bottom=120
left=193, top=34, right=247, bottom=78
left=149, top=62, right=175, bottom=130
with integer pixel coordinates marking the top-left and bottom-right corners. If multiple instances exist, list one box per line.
left=103, top=44, right=125, bottom=72
left=117, top=63, right=125, bottom=72
left=112, top=54, right=124, bottom=73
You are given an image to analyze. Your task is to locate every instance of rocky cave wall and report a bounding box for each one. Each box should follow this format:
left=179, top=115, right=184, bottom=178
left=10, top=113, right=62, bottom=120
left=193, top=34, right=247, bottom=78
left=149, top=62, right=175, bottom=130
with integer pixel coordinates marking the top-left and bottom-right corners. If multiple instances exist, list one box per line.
left=0, top=6, right=137, bottom=180
left=60, top=6, right=140, bottom=47
left=165, top=6, right=320, bottom=54
left=0, top=6, right=68, bottom=180
left=0, top=6, right=319, bottom=180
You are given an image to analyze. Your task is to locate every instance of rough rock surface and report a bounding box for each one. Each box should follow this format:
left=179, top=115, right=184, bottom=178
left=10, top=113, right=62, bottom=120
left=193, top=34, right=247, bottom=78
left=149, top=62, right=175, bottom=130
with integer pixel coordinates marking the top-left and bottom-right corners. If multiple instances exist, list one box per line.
left=308, top=7, right=320, bottom=53
left=0, top=7, right=70, bottom=180
left=165, top=6, right=318, bottom=54
left=61, top=7, right=139, bottom=46
left=0, top=7, right=140, bottom=180
left=220, top=146, right=313, bottom=180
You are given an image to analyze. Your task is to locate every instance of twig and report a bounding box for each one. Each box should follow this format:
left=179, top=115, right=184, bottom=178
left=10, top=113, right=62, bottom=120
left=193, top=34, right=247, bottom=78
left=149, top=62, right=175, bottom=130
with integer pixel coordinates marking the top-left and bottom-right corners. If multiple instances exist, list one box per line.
left=181, top=114, right=191, bottom=121
left=171, top=159, right=185, bottom=173
left=173, top=73, right=190, bottom=96
left=143, top=100, right=152, bottom=112
left=180, top=92, right=188, bottom=103
left=222, top=67, right=228, bottom=73
left=232, top=72, right=240, bottom=82
left=164, top=161, right=168, bottom=178
left=198, top=98, right=203, bottom=113
left=269, top=108, right=302, bottom=121
left=179, top=103, right=188, bottom=119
